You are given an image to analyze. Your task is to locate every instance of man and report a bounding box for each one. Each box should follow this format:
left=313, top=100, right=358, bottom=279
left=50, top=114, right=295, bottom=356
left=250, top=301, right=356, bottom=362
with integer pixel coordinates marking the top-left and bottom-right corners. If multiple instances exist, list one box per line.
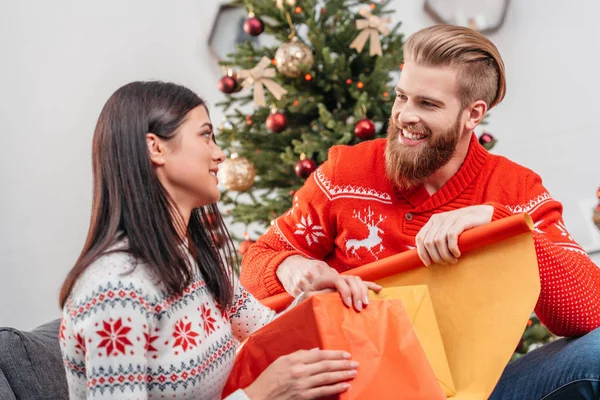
left=241, top=25, right=600, bottom=399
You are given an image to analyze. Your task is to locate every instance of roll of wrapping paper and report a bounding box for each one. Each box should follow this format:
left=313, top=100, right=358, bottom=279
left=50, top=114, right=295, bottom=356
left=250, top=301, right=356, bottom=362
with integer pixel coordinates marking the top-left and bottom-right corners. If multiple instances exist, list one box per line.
left=262, top=213, right=533, bottom=312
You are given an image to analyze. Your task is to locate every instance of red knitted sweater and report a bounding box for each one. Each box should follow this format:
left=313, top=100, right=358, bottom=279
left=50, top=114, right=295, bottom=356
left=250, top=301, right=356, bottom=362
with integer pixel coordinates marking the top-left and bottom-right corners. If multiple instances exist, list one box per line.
left=241, top=134, right=600, bottom=337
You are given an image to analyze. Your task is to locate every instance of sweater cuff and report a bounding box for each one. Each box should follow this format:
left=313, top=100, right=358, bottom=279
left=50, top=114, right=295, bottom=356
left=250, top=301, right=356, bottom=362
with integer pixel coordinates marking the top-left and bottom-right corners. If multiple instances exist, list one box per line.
left=225, top=389, right=251, bottom=400
left=485, top=201, right=514, bottom=221
left=263, top=250, right=304, bottom=297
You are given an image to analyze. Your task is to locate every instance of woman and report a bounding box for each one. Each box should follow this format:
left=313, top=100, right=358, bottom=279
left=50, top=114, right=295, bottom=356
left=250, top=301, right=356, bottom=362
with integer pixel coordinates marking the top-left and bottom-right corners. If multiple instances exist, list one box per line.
left=58, top=81, right=380, bottom=399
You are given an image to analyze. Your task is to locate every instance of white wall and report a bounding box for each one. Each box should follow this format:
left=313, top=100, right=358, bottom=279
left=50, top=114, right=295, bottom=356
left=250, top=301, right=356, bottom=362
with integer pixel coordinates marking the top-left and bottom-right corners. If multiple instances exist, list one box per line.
left=0, top=0, right=226, bottom=330
left=1, top=0, right=599, bottom=330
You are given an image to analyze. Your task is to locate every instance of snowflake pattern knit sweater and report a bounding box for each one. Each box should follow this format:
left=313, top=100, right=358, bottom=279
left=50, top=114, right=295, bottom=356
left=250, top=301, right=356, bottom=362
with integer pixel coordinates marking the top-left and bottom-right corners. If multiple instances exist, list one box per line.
left=60, top=242, right=277, bottom=399
left=241, top=134, right=600, bottom=337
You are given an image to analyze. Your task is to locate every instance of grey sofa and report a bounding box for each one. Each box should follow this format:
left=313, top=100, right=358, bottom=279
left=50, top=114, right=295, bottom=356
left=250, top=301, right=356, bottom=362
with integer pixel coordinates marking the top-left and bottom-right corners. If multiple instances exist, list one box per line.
left=0, top=319, right=68, bottom=400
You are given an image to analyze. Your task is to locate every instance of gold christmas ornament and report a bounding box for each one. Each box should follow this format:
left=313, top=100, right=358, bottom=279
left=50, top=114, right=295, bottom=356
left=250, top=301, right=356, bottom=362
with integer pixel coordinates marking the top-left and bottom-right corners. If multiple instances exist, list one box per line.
left=219, top=153, right=256, bottom=192
left=274, top=37, right=315, bottom=78
left=238, top=57, right=288, bottom=107
left=349, top=8, right=391, bottom=57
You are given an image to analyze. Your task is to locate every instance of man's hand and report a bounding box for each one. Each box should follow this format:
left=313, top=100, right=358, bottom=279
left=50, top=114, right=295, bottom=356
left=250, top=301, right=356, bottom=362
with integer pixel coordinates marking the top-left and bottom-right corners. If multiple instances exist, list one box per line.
left=415, top=205, right=494, bottom=266
left=277, top=255, right=333, bottom=297
left=301, top=273, right=382, bottom=312
left=277, top=255, right=382, bottom=311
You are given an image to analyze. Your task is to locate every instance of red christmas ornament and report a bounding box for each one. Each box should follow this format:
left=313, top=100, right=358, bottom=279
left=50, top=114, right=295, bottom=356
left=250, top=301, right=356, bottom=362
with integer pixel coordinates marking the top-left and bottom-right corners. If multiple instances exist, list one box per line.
left=354, top=119, right=376, bottom=139
left=479, top=132, right=494, bottom=144
left=478, top=132, right=497, bottom=150
left=239, top=239, right=255, bottom=256
left=295, top=158, right=317, bottom=179
left=266, top=112, right=288, bottom=133
left=217, top=75, right=238, bottom=94
left=243, top=17, right=264, bottom=36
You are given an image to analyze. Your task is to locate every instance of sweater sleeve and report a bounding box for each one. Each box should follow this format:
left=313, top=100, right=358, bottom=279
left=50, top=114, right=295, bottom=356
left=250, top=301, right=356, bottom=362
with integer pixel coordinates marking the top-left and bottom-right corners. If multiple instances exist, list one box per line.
left=228, top=275, right=302, bottom=342
left=240, top=149, right=339, bottom=299
left=487, top=173, right=600, bottom=337
left=61, top=270, right=154, bottom=399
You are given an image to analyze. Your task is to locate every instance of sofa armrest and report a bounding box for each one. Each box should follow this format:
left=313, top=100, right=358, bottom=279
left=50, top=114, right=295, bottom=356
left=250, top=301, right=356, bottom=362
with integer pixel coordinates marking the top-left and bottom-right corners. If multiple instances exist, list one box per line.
left=0, top=319, right=68, bottom=400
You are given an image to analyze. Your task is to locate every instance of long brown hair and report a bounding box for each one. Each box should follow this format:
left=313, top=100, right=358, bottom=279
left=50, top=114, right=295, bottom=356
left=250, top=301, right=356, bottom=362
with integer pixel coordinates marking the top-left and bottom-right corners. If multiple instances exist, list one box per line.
left=59, top=81, right=235, bottom=308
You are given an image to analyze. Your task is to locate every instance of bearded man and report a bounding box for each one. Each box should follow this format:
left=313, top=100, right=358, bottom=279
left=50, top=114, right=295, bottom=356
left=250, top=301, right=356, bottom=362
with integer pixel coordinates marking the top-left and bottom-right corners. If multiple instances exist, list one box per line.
left=240, top=25, right=600, bottom=399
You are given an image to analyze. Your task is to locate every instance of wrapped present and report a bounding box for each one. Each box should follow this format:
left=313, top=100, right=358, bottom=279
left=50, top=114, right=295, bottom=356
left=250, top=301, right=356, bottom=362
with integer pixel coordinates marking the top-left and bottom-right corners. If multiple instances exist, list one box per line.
left=262, top=214, right=541, bottom=399
left=222, top=290, right=446, bottom=399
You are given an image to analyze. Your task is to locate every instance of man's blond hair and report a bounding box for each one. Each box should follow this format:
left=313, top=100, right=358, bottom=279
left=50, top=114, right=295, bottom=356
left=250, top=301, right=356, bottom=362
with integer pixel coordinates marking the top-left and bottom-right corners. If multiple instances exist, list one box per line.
left=404, top=24, right=506, bottom=109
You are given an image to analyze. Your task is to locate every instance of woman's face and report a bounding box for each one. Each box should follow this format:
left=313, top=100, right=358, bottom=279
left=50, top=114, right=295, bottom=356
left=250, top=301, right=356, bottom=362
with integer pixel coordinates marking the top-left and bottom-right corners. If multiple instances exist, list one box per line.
left=153, top=105, right=226, bottom=212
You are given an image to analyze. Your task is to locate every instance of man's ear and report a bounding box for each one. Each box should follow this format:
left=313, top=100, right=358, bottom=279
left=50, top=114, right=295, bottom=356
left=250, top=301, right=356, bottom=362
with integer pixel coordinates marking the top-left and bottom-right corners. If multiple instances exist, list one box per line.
left=146, top=133, right=166, bottom=166
left=464, top=100, right=488, bottom=131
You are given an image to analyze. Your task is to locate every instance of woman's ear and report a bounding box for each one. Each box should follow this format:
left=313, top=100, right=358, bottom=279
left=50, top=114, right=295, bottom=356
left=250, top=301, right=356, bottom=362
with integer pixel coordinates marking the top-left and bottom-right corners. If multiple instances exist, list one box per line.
left=146, top=133, right=166, bottom=166
left=464, top=100, right=488, bottom=131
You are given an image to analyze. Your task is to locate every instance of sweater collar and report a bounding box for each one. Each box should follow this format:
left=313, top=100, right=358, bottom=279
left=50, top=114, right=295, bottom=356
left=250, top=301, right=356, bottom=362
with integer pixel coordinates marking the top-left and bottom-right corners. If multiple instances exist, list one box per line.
left=396, top=133, right=489, bottom=209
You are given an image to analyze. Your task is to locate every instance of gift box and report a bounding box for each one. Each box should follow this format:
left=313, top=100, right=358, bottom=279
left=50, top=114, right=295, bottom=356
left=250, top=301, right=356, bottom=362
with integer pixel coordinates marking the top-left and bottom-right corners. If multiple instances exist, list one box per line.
left=261, top=214, right=541, bottom=399
left=222, top=288, right=447, bottom=399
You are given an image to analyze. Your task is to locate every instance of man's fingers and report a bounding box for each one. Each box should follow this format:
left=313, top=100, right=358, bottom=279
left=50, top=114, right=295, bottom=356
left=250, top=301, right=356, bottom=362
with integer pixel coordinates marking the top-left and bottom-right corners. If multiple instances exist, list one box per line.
left=447, top=221, right=463, bottom=258
left=425, top=215, right=457, bottom=265
left=365, top=281, right=382, bottom=294
left=415, top=228, right=432, bottom=266
left=297, top=277, right=311, bottom=292
left=333, top=278, right=353, bottom=308
left=423, top=229, right=443, bottom=265
left=434, top=218, right=458, bottom=264
left=416, top=242, right=432, bottom=267
left=433, top=237, right=455, bottom=264
left=417, top=217, right=441, bottom=266
left=345, top=277, right=366, bottom=311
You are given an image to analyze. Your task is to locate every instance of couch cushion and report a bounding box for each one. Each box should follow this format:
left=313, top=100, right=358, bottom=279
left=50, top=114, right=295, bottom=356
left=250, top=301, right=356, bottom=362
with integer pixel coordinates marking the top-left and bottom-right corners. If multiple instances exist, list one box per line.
left=0, top=319, right=68, bottom=400
left=0, top=367, right=17, bottom=400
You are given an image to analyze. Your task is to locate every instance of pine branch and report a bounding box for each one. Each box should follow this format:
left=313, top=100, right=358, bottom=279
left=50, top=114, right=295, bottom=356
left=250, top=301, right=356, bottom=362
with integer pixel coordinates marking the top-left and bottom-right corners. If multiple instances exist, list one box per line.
left=216, top=0, right=404, bottom=231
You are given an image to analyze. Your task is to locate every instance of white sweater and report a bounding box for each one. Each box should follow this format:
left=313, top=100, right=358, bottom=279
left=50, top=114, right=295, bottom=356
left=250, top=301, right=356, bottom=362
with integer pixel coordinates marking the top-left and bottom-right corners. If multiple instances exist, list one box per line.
left=60, top=242, right=279, bottom=399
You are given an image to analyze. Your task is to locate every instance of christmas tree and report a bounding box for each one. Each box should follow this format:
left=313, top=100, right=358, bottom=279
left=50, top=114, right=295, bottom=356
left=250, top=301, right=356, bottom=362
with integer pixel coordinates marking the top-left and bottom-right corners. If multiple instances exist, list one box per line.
left=214, top=0, right=554, bottom=360
left=216, top=0, right=404, bottom=233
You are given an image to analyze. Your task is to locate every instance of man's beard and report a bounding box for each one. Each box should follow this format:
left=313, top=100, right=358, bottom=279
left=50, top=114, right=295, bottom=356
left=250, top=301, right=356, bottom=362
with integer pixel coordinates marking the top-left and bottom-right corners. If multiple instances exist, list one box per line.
left=385, top=115, right=461, bottom=190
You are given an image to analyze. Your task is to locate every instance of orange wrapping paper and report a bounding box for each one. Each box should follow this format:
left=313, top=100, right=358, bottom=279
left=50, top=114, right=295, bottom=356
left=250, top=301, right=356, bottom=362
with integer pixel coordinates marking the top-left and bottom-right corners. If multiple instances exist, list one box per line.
left=222, top=291, right=446, bottom=400
left=263, top=214, right=534, bottom=310
left=260, top=213, right=540, bottom=399
left=369, top=285, right=456, bottom=397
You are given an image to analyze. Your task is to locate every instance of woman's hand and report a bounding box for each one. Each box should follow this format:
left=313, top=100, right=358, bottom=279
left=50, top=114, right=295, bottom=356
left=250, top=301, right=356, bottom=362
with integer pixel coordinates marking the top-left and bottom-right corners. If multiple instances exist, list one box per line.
left=243, top=348, right=358, bottom=400
left=301, top=269, right=382, bottom=312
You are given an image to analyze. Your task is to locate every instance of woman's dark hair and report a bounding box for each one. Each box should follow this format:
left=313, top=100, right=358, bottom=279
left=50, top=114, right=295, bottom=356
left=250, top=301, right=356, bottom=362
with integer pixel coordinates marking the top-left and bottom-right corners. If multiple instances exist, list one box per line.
left=59, top=81, right=235, bottom=308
